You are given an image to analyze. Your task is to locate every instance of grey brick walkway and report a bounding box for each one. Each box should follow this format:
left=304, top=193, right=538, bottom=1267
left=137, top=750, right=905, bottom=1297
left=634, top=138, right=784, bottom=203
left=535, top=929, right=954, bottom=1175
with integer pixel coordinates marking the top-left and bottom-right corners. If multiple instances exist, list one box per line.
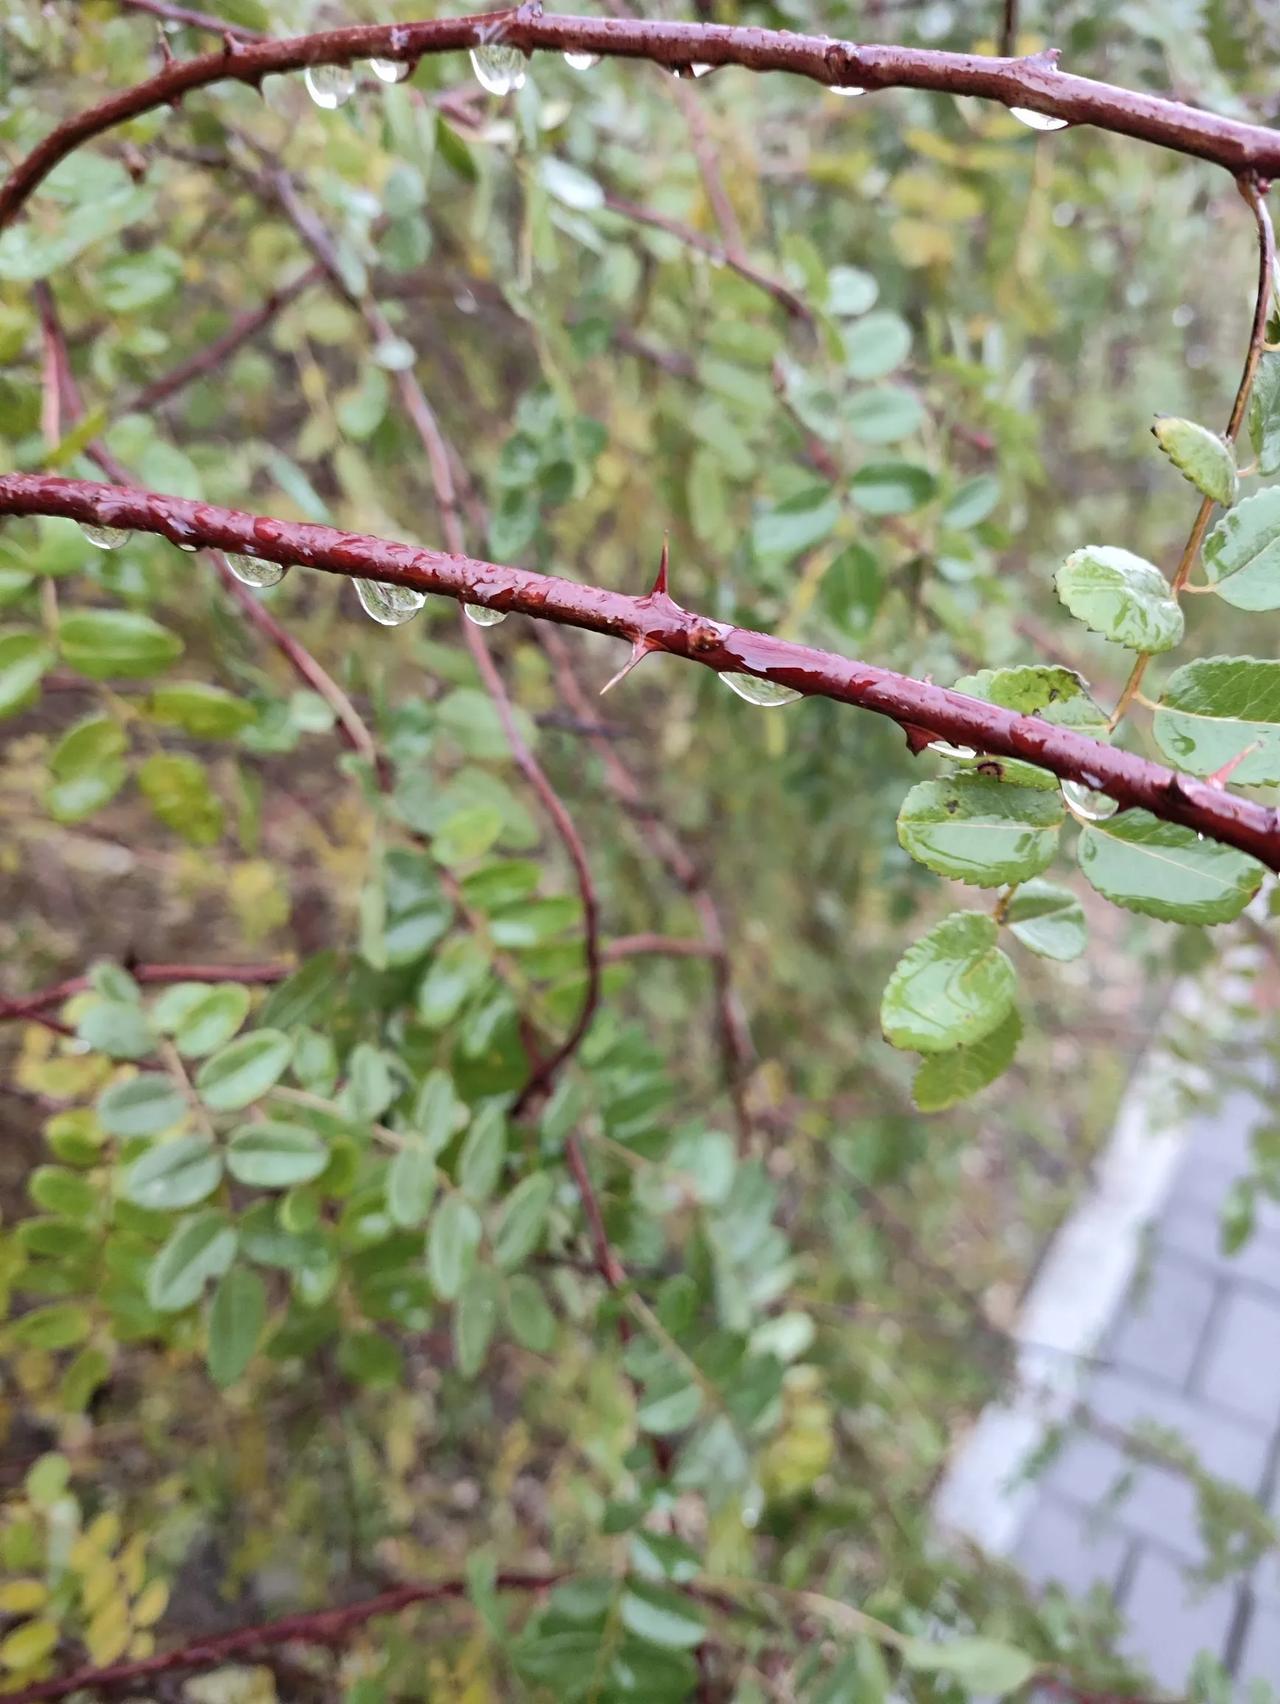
left=1013, top=1083, right=1280, bottom=1690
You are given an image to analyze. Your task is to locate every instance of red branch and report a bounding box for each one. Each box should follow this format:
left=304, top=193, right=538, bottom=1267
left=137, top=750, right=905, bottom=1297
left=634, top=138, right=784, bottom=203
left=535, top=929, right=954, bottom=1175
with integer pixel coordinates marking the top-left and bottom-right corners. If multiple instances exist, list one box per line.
left=8, top=11, right=1280, bottom=231
left=5, top=1571, right=565, bottom=1704
left=6, top=474, right=1279, bottom=870
left=604, top=934, right=715, bottom=961
left=0, top=962, right=289, bottom=1024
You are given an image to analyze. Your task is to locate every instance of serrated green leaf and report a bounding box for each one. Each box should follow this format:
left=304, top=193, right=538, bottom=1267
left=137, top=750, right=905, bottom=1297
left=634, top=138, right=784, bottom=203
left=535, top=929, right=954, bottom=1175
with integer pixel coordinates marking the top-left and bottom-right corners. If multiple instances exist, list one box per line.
left=226, top=1122, right=327, bottom=1188
left=1054, top=546, right=1183, bottom=652
left=897, top=774, right=1062, bottom=886
left=195, top=1030, right=292, bottom=1111
left=951, top=664, right=1109, bottom=788
left=912, top=1007, right=1022, bottom=1111
left=59, top=609, right=183, bottom=679
left=1005, top=880, right=1088, bottom=960
left=1249, top=351, right=1280, bottom=476
left=170, top=985, right=251, bottom=1058
left=1152, top=415, right=1237, bottom=506
left=1203, top=485, right=1280, bottom=609
left=123, top=1136, right=223, bottom=1210
left=206, top=1266, right=265, bottom=1387
left=1153, top=656, right=1280, bottom=784
left=880, top=912, right=1016, bottom=1053
left=1078, top=809, right=1264, bottom=924
left=147, top=1211, right=238, bottom=1312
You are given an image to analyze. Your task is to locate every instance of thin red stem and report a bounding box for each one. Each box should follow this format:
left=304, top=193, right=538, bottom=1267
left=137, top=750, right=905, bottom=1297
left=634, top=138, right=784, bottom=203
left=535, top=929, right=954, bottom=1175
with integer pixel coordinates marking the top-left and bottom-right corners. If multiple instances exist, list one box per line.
left=0, top=962, right=289, bottom=1024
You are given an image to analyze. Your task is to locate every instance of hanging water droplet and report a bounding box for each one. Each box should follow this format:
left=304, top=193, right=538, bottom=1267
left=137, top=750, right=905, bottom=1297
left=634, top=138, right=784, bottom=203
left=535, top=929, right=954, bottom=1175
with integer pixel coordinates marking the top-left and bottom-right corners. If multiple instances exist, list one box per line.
left=369, top=57, right=410, bottom=84
left=304, top=63, right=356, bottom=109
left=79, top=522, right=131, bottom=551
left=1009, top=106, right=1068, bottom=131
left=829, top=83, right=867, bottom=97
left=930, top=740, right=978, bottom=762
left=1061, top=779, right=1118, bottom=821
left=464, top=603, right=507, bottom=627
left=226, top=553, right=287, bottom=589
left=563, top=49, right=599, bottom=71
left=469, top=42, right=526, bottom=97
left=691, top=62, right=714, bottom=77
left=175, top=542, right=198, bottom=553
left=721, top=672, right=802, bottom=708
left=355, top=578, right=426, bottom=626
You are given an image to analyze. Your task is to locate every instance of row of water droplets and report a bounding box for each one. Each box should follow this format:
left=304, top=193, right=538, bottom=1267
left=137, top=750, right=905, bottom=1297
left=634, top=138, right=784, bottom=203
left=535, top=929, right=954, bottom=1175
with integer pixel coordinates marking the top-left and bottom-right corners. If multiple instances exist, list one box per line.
left=78, top=521, right=503, bottom=630
left=927, top=737, right=1117, bottom=819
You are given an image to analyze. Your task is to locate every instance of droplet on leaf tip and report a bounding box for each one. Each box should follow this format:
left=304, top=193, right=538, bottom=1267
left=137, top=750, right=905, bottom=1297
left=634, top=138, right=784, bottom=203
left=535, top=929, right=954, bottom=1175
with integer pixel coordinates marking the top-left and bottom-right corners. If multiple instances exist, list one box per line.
left=226, top=553, right=287, bottom=589
left=721, top=672, right=802, bottom=708
left=1061, top=778, right=1118, bottom=820
left=369, top=58, right=410, bottom=84
left=355, top=578, right=426, bottom=626
left=464, top=603, right=507, bottom=627
left=1009, top=105, right=1068, bottom=131
left=304, top=64, right=356, bottom=109
left=563, top=49, right=599, bottom=71
left=79, top=522, right=132, bottom=551
left=469, top=43, right=527, bottom=97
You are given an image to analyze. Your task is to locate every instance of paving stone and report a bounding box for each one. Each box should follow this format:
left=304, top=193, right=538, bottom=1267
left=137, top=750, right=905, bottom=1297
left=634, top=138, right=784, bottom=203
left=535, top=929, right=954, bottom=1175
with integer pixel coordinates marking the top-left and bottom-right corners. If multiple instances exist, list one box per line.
left=1104, top=1253, right=1217, bottom=1389
left=1237, top=1599, right=1280, bottom=1686
left=1192, top=1287, right=1280, bottom=1425
left=1119, top=1547, right=1239, bottom=1689
left=1015, top=1495, right=1128, bottom=1597
left=1185, top=1088, right=1272, bottom=1172
left=1157, top=1201, right=1280, bottom=1297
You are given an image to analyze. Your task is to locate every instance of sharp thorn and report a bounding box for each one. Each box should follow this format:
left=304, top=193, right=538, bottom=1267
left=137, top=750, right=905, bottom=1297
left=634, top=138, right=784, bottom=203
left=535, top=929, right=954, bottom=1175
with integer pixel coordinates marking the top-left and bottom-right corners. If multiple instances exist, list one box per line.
left=600, top=639, right=653, bottom=696
left=647, top=535, right=670, bottom=600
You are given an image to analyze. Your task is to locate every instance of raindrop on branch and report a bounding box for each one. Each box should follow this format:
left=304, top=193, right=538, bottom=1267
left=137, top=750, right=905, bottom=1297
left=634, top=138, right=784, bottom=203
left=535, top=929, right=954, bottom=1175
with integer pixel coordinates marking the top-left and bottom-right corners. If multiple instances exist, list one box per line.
left=464, top=603, right=507, bottom=627
left=470, top=43, right=527, bottom=97
left=691, top=63, right=714, bottom=77
left=304, top=63, right=356, bottom=109
left=930, top=740, right=978, bottom=762
left=563, top=49, right=600, bottom=70
left=1061, top=779, right=1118, bottom=820
left=226, top=553, right=287, bottom=589
left=79, top=522, right=132, bottom=550
left=355, top=578, right=426, bottom=626
left=1009, top=106, right=1068, bottom=131
left=721, top=672, right=802, bottom=708
left=175, top=542, right=198, bottom=552
left=369, top=58, right=411, bottom=84
left=829, top=83, right=867, bottom=97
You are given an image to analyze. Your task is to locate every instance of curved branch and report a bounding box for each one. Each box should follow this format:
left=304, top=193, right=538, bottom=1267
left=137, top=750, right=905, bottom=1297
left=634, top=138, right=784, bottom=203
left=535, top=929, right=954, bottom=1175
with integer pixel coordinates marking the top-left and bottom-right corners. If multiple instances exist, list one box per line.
left=7, top=11, right=1280, bottom=231
left=4, top=473, right=1280, bottom=869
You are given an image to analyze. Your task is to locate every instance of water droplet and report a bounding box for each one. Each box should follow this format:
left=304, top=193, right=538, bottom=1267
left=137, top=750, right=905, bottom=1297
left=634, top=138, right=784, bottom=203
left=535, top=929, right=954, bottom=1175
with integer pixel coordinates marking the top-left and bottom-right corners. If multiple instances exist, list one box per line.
left=469, top=42, right=526, bottom=97
left=721, top=672, right=802, bottom=708
left=829, top=83, right=867, bottom=97
left=305, top=63, right=356, bottom=109
left=1061, top=779, right=1118, bottom=821
left=369, top=57, right=410, bottom=84
left=355, top=578, right=426, bottom=626
left=79, top=522, right=131, bottom=550
left=464, top=603, right=507, bottom=627
left=691, top=62, right=714, bottom=77
left=175, top=542, right=198, bottom=553
left=226, top=553, right=287, bottom=589
left=563, top=49, right=599, bottom=70
left=1009, top=106, right=1068, bottom=131
left=930, top=741, right=977, bottom=762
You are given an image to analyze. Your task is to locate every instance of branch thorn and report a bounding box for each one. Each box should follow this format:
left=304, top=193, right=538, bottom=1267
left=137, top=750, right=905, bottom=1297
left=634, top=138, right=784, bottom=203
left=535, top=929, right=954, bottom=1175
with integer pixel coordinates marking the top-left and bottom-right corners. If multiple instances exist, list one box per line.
left=600, top=638, right=657, bottom=695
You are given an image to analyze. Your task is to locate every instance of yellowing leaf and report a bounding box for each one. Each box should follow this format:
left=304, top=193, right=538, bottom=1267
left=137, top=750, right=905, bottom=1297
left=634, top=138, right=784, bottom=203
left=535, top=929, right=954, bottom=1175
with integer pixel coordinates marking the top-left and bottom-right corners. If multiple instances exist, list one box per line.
left=131, top=1578, right=169, bottom=1628
left=0, top=1581, right=48, bottom=1615
left=0, top=1617, right=59, bottom=1671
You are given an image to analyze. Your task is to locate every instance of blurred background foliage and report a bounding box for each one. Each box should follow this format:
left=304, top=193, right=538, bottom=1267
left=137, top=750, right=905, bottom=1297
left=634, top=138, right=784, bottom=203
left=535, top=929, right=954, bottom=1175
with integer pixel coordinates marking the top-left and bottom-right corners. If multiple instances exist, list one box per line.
left=2, top=0, right=1280, bottom=1697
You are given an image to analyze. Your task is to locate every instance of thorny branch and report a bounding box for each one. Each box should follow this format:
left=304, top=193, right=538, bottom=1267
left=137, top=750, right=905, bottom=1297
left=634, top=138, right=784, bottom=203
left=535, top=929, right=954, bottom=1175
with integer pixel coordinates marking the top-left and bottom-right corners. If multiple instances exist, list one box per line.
left=6, top=473, right=1280, bottom=869
left=10, top=10, right=1280, bottom=232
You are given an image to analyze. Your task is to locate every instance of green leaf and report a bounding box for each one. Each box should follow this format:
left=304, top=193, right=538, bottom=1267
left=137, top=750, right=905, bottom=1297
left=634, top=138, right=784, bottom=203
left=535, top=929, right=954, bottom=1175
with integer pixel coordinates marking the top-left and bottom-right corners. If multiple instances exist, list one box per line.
left=337, top=1330, right=403, bottom=1387
left=122, top=1136, right=223, bottom=1210
left=7, top=1302, right=93, bottom=1350
left=538, top=157, right=604, bottom=211
left=458, top=1102, right=507, bottom=1202
left=1203, top=486, right=1280, bottom=609
left=1153, top=656, right=1280, bottom=785
left=59, top=609, right=183, bottom=679
left=849, top=460, right=937, bottom=517
left=820, top=543, right=882, bottom=636
left=453, top=1270, right=498, bottom=1377
left=97, top=1075, right=188, bottom=1138
left=413, top=1068, right=466, bottom=1156
left=912, top=1007, right=1022, bottom=1112
left=1054, top=546, right=1183, bottom=652
left=505, top=1274, right=556, bottom=1352
left=227, top=1122, right=328, bottom=1188
left=427, top=1194, right=482, bottom=1299
left=28, top=1166, right=97, bottom=1219
left=206, top=1266, right=266, bottom=1387
left=1079, top=810, right=1264, bottom=924
left=901, top=1636, right=1038, bottom=1697
left=0, top=629, right=54, bottom=718
left=138, top=753, right=223, bottom=847
left=1152, top=415, right=1237, bottom=506
left=1249, top=351, right=1280, bottom=476
left=843, top=310, right=911, bottom=379
left=844, top=385, right=924, bottom=444
left=1005, top=880, right=1088, bottom=960
left=619, top=1582, right=705, bottom=1650
left=896, top=774, right=1063, bottom=886
left=148, top=682, right=255, bottom=738
left=880, top=912, right=1016, bottom=1053
left=46, top=715, right=127, bottom=821
left=942, top=474, right=1000, bottom=529
left=170, top=985, right=252, bottom=1058
left=195, top=1030, right=292, bottom=1111
left=258, top=952, right=339, bottom=1031
left=951, top=664, right=1109, bottom=788
left=385, top=1143, right=438, bottom=1228
left=827, top=264, right=877, bottom=316
left=147, top=1211, right=238, bottom=1312
left=513, top=1632, right=604, bottom=1691
left=76, top=997, right=153, bottom=1060
left=491, top=1172, right=553, bottom=1270
left=751, top=488, right=839, bottom=563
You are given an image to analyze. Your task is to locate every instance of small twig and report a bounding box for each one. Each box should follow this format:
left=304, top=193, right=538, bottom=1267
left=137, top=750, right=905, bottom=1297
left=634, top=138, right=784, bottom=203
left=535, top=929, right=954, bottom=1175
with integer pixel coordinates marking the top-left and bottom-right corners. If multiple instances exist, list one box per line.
left=117, top=0, right=266, bottom=35
left=603, top=934, right=715, bottom=961
left=0, top=962, right=288, bottom=1024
